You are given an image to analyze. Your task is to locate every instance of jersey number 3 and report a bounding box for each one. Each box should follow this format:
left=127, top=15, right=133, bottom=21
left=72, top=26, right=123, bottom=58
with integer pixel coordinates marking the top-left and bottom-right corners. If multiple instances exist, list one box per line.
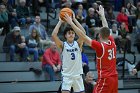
left=71, top=53, right=75, bottom=60
left=108, top=48, right=115, bottom=60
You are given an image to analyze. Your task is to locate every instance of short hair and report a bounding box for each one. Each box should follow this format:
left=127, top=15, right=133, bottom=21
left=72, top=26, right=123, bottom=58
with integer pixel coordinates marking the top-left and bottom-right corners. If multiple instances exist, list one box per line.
left=88, top=8, right=95, bottom=13
left=86, top=71, right=94, bottom=78
left=63, top=26, right=74, bottom=39
left=100, top=27, right=110, bottom=39
left=112, top=23, right=117, bottom=27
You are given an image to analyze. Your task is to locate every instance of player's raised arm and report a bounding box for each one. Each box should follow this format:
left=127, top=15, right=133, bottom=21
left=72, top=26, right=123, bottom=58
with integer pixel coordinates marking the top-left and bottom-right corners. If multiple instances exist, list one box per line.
left=72, top=11, right=86, bottom=34
left=51, top=18, right=63, bottom=49
left=64, top=14, right=92, bottom=47
left=96, top=5, right=108, bottom=27
left=72, top=11, right=86, bottom=48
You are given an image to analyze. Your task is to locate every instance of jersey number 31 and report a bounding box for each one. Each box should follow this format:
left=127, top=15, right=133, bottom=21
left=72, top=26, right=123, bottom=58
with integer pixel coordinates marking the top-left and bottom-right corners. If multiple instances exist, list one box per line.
left=108, top=48, right=115, bottom=60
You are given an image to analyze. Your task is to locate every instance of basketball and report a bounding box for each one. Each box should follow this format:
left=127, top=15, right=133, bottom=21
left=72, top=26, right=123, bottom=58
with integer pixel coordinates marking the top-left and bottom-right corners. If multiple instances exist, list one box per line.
left=60, top=8, right=73, bottom=21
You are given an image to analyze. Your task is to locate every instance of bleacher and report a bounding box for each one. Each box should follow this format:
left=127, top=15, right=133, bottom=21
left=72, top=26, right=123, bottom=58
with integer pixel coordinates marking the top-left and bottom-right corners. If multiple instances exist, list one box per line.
left=0, top=62, right=139, bottom=93
left=0, top=1, right=140, bottom=93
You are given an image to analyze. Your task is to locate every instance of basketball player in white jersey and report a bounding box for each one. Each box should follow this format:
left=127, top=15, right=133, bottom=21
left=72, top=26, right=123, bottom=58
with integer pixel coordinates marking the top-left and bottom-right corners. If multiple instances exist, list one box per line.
left=52, top=12, right=86, bottom=93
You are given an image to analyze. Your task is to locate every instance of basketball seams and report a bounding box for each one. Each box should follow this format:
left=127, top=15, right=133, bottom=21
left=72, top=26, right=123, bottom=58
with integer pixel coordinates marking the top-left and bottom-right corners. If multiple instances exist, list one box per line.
left=60, top=8, right=72, bottom=21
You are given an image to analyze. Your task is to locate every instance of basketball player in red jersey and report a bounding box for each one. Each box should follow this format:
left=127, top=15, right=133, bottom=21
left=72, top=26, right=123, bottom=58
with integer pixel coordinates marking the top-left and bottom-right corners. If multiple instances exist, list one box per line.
left=64, top=5, right=118, bottom=93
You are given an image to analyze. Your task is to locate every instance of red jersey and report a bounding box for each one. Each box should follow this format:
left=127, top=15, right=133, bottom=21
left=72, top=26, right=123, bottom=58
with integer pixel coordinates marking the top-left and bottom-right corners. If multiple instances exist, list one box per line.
left=91, top=36, right=118, bottom=78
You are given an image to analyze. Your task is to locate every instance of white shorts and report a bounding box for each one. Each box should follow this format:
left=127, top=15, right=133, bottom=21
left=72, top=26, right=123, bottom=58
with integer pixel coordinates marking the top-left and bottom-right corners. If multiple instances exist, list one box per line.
left=61, top=75, right=85, bottom=92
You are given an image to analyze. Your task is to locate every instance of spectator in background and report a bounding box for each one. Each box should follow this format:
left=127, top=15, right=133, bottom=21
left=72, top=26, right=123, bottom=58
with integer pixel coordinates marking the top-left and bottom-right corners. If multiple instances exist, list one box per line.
left=25, top=29, right=40, bottom=62
left=86, top=8, right=100, bottom=38
left=75, top=4, right=89, bottom=35
left=0, top=3, right=10, bottom=35
left=75, top=4, right=87, bottom=20
left=132, top=61, right=140, bottom=75
left=8, top=0, right=15, bottom=6
left=84, top=71, right=96, bottom=93
left=3, top=26, right=29, bottom=62
left=61, top=0, right=72, bottom=8
left=105, top=6, right=116, bottom=28
left=1, top=0, right=18, bottom=28
left=29, top=15, right=51, bottom=50
left=134, top=32, right=140, bottom=53
left=117, top=7, right=129, bottom=32
left=110, top=23, right=121, bottom=51
left=87, top=0, right=95, bottom=8
left=16, top=0, right=33, bottom=26
left=81, top=48, right=89, bottom=75
left=42, top=42, right=61, bottom=81
left=114, top=0, right=123, bottom=11
left=75, top=4, right=88, bottom=35
left=92, top=1, right=102, bottom=27
left=125, top=2, right=136, bottom=27
left=118, top=22, right=134, bottom=53
left=135, top=2, right=140, bottom=33
left=32, top=0, right=45, bottom=15
left=92, top=2, right=98, bottom=11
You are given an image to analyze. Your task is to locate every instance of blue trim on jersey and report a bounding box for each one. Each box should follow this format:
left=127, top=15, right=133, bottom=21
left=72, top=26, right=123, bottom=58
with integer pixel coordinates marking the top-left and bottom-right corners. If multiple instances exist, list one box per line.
left=66, top=41, right=74, bottom=47
left=61, top=90, right=71, bottom=92
left=75, top=90, right=85, bottom=93
left=61, top=42, right=65, bottom=70
left=61, top=42, right=64, bottom=54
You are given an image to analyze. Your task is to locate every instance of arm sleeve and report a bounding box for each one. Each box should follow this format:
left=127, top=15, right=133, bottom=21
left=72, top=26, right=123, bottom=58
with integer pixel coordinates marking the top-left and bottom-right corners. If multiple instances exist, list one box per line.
left=91, top=40, right=103, bottom=57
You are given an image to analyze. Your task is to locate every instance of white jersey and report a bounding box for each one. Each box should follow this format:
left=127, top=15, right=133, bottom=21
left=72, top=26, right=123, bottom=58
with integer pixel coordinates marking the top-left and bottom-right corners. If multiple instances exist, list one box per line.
left=61, top=41, right=83, bottom=77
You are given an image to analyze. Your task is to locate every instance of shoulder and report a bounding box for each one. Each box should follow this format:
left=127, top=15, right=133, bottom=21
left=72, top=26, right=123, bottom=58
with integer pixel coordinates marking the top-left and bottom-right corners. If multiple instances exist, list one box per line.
left=108, top=36, right=115, bottom=42
left=91, top=40, right=102, bottom=49
left=91, top=40, right=101, bottom=45
left=40, top=24, right=45, bottom=28
left=29, top=24, right=35, bottom=30
left=44, top=48, right=50, bottom=53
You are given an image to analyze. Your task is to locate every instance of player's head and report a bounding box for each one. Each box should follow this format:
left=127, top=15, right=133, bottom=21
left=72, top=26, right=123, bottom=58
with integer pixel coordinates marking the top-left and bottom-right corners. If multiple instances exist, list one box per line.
left=63, top=26, right=75, bottom=42
left=99, top=27, right=110, bottom=40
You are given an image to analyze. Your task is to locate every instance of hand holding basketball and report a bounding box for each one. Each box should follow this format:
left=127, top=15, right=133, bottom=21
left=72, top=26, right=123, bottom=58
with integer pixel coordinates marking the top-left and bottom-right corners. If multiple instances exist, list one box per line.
left=59, top=8, right=73, bottom=21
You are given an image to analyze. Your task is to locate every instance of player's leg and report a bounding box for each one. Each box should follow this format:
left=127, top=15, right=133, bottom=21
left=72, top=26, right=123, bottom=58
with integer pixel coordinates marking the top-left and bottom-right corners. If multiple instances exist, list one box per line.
left=106, top=75, right=118, bottom=93
left=93, top=78, right=109, bottom=93
left=72, top=75, right=85, bottom=93
left=61, top=76, right=72, bottom=93
left=111, top=76, right=118, bottom=93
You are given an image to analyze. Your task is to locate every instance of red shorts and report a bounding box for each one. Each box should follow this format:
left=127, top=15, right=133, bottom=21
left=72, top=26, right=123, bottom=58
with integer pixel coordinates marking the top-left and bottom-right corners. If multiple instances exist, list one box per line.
left=93, top=75, right=118, bottom=93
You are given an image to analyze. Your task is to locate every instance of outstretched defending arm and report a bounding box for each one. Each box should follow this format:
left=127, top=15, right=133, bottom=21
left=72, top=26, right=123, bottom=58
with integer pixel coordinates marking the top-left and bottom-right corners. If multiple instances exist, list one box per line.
left=96, top=5, right=108, bottom=27
left=51, top=18, right=63, bottom=49
left=72, top=12, right=86, bottom=34
left=72, top=11, right=86, bottom=48
left=64, top=13, right=92, bottom=47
